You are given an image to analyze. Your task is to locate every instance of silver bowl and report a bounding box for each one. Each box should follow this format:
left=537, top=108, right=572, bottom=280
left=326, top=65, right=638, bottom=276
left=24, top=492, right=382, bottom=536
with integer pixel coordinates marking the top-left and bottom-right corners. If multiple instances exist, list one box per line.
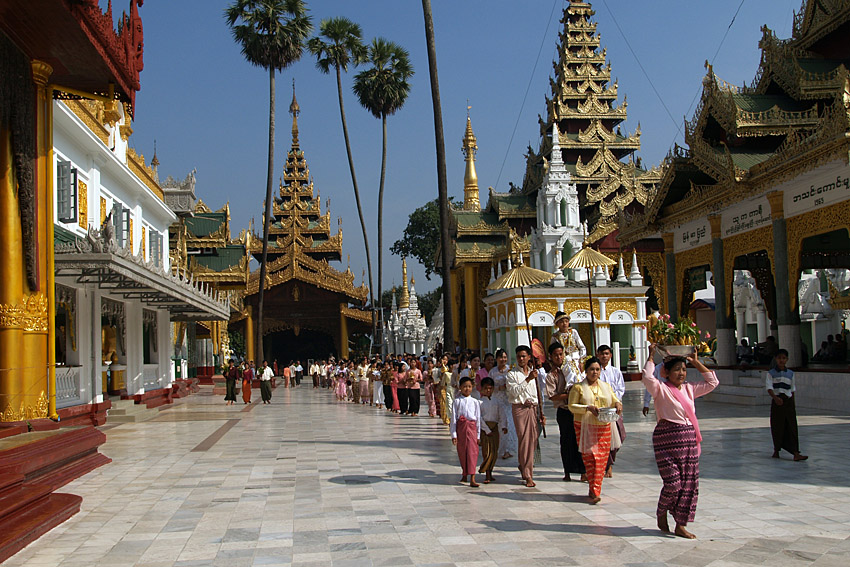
left=656, top=344, right=696, bottom=359
left=597, top=407, right=619, bottom=423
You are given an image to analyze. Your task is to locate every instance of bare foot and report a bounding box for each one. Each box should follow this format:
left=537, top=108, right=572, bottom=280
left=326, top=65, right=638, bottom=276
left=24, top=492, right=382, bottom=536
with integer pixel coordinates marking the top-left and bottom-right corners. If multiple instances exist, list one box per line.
left=563, top=475, right=572, bottom=482
left=525, top=479, right=536, bottom=488
left=589, top=496, right=601, bottom=505
left=793, top=453, right=808, bottom=461
left=674, top=524, right=696, bottom=539
left=605, top=468, right=613, bottom=478
left=772, top=451, right=780, bottom=459
left=501, top=452, right=513, bottom=460
left=580, top=474, right=588, bottom=482
left=469, top=481, right=480, bottom=488
left=484, top=476, right=494, bottom=484
left=657, top=514, right=670, bottom=533
left=460, top=476, right=467, bottom=484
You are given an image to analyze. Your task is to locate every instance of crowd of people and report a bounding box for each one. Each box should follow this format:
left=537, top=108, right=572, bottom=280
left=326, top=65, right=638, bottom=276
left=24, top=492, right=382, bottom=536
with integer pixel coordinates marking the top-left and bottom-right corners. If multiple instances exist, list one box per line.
left=221, top=309, right=812, bottom=540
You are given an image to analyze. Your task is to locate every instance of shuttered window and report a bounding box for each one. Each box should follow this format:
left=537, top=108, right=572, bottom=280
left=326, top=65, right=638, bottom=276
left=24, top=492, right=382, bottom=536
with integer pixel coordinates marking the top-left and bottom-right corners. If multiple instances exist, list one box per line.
left=57, top=160, right=77, bottom=223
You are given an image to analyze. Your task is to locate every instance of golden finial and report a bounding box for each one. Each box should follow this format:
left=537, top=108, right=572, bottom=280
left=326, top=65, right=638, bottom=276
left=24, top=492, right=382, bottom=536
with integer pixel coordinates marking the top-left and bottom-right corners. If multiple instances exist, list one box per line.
left=400, top=258, right=410, bottom=309
left=462, top=107, right=480, bottom=212
left=290, top=79, right=300, bottom=146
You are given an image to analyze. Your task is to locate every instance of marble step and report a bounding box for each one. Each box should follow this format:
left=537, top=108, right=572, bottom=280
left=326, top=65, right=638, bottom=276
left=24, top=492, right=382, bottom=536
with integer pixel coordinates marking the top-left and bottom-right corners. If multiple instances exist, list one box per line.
left=107, top=400, right=159, bottom=423
left=705, top=384, right=771, bottom=406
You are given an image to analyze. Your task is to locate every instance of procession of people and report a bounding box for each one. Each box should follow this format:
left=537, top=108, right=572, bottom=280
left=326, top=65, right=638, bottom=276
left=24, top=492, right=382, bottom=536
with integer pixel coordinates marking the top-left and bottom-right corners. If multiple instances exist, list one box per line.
left=220, top=310, right=813, bottom=540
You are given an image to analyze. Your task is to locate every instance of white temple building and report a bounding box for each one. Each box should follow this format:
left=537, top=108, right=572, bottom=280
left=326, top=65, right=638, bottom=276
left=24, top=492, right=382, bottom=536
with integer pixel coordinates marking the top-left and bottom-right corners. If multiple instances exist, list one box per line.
left=384, top=259, right=428, bottom=355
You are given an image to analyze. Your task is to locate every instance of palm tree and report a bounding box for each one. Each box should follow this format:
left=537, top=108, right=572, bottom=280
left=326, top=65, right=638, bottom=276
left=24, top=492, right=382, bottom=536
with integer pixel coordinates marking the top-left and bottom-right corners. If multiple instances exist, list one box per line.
left=307, top=18, right=377, bottom=345
left=420, top=0, right=454, bottom=350
left=352, top=38, right=413, bottom=345
left=225, top=0, right=312, bottom=361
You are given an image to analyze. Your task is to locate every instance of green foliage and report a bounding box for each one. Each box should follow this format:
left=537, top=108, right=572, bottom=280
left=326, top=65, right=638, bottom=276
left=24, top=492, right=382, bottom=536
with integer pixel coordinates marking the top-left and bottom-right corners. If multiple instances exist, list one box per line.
left=390, top=197, right=452, bottom=279
left=224, top=0, right=313, bottom=72
left=228, top=331, right=246, bottom=357
left=418, top=288, right=441, bottom=326
left=352, top=38, right=414, bottom=119
left=307, top=17, right=367, bottom=74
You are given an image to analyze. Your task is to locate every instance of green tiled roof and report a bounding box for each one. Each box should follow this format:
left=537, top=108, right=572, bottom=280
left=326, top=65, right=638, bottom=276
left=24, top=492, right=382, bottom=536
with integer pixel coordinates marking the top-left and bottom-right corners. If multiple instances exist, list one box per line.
left=797, top=58, right=842, bottom=74
left=731, top=94, right=810, bottom=113
left=727, top=147, right=775, bottom=170
left=492, top=194, right=535, bottom=212
left=185, top=213, right=225, bottom=237
left=54, top=224, right=78, bottom=245
left=193, top=245, right=245, bottom=271
left=452, top=211, right=503, bottom=227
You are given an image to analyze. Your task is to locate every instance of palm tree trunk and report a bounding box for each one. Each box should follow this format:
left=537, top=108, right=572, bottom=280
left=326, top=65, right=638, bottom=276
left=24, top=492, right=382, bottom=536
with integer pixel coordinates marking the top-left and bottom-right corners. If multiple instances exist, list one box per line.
left=335, top=65, right=377, bottom=351
left=256, top=65, right=276, bottom=362
left=421, top=0, right=454, bottom=351
left=377, top=113, right=388, bottom=351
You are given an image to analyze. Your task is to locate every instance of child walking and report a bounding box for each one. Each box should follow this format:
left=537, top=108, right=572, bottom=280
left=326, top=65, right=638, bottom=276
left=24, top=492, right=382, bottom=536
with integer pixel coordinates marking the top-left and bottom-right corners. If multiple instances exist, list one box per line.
left=451, top=376, right=482, bottom=487
left=478, top=377, right=508, bottom=483
left=767, top=349, right=808, bottom=461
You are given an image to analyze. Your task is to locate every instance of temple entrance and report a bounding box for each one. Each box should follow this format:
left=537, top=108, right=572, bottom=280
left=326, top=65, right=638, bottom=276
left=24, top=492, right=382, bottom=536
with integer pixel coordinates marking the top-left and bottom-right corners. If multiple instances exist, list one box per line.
left=263, top=328, right=336, bottom=366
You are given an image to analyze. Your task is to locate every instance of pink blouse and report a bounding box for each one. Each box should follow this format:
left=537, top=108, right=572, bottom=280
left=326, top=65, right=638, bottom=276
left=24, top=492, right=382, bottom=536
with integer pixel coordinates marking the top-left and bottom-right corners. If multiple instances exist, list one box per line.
left=642, top=360, right=718, bottom=426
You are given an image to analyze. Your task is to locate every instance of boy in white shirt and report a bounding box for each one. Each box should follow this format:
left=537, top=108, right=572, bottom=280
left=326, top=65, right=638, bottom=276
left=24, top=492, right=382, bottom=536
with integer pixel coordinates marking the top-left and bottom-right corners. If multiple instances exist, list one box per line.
left=451, top=376, right=481, bottom=487
left=478, top=377, right=507, bottom=484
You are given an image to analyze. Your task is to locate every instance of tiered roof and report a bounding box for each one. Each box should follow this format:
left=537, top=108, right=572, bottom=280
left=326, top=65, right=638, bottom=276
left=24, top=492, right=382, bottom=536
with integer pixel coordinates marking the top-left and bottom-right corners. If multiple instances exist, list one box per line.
left=524, top=0, right=661, bottom=243
left=619, top=0, right=850, bottom=244
left=245, top=89, right=367, bottom=304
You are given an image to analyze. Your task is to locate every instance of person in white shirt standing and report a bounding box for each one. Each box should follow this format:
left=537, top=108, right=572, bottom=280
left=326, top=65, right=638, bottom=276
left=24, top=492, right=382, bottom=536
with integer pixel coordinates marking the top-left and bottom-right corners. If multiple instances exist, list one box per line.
left=506, top=345, right=546, bottom=487
left=309, top=360, right=320, bottom=389
left=451, top=375, right=482, bottom=487
left=596, top=344, right=626, bottom=477
left=259, top=360, right=274, bottom=404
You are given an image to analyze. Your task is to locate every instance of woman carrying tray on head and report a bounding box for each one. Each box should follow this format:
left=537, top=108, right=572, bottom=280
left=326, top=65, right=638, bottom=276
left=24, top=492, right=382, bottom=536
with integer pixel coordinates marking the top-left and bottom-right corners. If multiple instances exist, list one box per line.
left=568, top=356, right=622, bottom=504
left=551, top=311, right=586, bottom=376
left=643, top=344, right=718, bottom=539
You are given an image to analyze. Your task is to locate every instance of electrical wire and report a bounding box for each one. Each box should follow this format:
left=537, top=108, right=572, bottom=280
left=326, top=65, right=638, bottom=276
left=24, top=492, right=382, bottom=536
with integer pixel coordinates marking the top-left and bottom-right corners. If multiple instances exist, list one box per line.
left=494, top=0, right=562, bottom=191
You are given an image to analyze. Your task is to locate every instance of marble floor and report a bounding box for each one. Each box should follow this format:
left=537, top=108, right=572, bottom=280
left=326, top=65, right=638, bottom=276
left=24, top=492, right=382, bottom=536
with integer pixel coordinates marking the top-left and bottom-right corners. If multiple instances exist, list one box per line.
left=8, top=382, right=850, bottom=567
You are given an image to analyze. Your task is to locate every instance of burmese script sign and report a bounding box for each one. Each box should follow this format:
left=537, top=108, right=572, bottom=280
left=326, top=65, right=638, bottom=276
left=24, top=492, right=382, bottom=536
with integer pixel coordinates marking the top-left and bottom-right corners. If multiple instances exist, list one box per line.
left=783, top=160, right=850, bottom=218
left=673, top=218, right=710, bottom=253
left=721, top=196, right=771, bottom=237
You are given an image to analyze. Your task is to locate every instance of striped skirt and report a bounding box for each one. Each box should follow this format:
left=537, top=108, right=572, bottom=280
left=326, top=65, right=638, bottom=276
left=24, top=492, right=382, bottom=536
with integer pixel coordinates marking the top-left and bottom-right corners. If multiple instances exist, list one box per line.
left=653, top=420, right=700, bottom=525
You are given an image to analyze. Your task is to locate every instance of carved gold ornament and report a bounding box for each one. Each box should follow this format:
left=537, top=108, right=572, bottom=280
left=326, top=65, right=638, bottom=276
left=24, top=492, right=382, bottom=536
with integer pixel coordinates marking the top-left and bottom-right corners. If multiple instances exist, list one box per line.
left=78, top=180, right=88, bottom=228
left=605, top=299, right=638, bottom=319
left=0, top=391, right=49, bottom=422
left=525, top=300, right=558, bottom=315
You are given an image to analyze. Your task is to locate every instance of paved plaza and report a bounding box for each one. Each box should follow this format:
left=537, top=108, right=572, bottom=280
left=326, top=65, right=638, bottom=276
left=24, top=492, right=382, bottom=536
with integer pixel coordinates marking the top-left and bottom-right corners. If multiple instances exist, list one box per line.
left=8, top=384, right=850, bottom=567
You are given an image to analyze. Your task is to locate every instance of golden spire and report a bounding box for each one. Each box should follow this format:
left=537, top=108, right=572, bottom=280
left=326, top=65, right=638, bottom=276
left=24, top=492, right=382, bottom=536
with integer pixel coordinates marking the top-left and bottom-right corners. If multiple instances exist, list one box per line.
left=290, top=79, right=300, bottom=148
left=399, top=258, right=410, bottom=309
left=461, top=106, right=480, bottom=212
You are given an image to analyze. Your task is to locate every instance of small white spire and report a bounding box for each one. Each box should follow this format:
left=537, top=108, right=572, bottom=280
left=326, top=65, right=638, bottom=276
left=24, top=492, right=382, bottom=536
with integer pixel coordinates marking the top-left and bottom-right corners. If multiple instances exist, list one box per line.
left=616, top=255, right=628, bottom=283
left=490, top=264, right=496, bottom=283
left=629, top=250, right=644, bottom=286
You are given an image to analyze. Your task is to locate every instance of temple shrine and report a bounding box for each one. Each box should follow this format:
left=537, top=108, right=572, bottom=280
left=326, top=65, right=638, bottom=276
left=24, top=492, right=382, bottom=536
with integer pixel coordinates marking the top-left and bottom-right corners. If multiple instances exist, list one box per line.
left=236, top=89, right=371, bottom=363
left=383, top=259, right=429, bottom=355
left=443, top=1, right=656, bottom=365
left=618, top=0, right=850, bottom=411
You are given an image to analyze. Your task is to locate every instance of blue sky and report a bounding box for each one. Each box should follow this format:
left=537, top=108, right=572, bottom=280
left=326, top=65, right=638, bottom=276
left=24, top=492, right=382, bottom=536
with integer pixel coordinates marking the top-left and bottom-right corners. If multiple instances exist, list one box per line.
left=124, top=0, right=799, bottom=297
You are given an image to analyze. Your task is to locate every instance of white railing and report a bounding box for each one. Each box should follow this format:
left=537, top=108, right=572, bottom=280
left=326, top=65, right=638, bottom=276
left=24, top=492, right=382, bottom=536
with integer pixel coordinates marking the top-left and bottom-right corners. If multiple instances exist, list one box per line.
left=143, top=364, right=161, bottom=391
left=56, top=366, right=82, bottom=409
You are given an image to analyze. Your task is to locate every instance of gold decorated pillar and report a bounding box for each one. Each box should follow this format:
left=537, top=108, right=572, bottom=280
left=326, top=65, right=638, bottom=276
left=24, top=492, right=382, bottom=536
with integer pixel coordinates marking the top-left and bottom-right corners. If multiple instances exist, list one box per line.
left=463, top=264, right=479, bottom=350
left=0, top=115, right=26, bottom=419
left=450, top=268, right=461, bottom=348
left=245, top=305, right=255, bottom=362
left=339, top=305, right=349, bottom=358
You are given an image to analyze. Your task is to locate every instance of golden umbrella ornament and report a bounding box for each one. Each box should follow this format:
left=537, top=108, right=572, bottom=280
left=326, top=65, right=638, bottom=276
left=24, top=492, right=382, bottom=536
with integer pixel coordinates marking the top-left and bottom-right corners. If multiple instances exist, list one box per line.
left=487, top=255, right=554, bottom=437
left=560, top=242, right=616, bottom=353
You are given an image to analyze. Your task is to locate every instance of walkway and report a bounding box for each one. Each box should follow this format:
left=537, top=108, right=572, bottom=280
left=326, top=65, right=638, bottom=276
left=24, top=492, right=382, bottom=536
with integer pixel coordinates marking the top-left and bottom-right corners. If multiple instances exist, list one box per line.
left=7, top=383, right=850, bottom=567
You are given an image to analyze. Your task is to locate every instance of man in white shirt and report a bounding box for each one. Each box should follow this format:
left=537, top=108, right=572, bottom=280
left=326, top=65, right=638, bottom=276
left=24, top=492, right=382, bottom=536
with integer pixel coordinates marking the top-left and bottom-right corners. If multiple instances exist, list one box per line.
left=506, top=345, right=546, bottom=487
left=259, top=360, right=274, bottom=404
left=596, top=344, right=626, bottom=478
left=309, top=361, right=320, bottom=389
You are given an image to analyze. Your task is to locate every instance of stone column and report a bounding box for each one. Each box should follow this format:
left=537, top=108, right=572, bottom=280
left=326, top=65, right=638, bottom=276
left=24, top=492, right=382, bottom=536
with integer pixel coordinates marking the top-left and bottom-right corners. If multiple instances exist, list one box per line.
left=89, top=288, right=103, bottom=404
left=756, top=308, right=768, bottom=342
left=767, top=191, right=802, bottom=366
left=662, top=232, right=678, bottom=320
left=709, top=216, right=735, bottom=365
left=735, top=308, right=747, bottom=346
left=125, top=301, right=143, bottom=395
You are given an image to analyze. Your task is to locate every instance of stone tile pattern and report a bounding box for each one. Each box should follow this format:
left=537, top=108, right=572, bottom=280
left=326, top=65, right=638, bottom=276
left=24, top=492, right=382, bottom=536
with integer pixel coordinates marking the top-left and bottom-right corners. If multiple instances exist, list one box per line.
left=7, top=383, right=849, bottom=567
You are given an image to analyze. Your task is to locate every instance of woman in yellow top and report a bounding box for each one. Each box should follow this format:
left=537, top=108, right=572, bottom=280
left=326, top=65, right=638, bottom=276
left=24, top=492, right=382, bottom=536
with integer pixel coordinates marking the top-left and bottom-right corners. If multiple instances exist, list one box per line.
left=568, top=356, right=622, bottom=504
